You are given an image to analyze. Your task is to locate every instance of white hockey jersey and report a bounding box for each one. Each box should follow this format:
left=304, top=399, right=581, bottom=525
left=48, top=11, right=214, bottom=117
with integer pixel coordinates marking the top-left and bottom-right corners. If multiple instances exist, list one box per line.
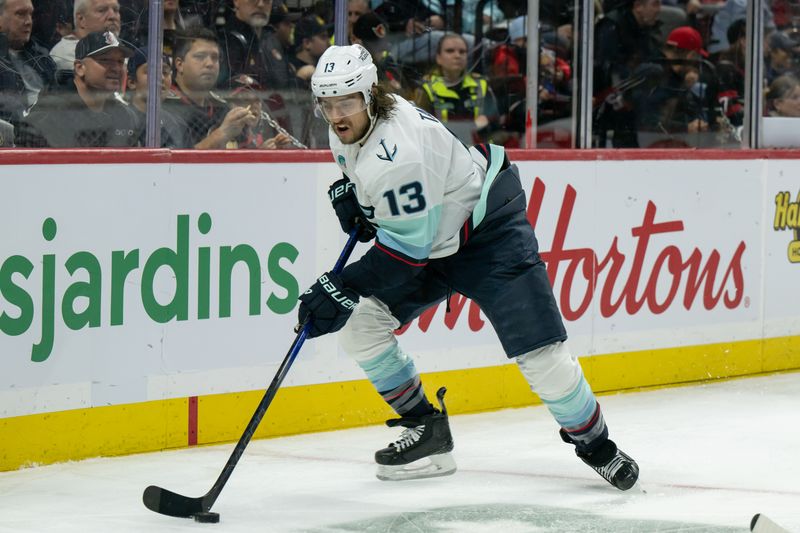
left=329, top=95, right=488, bottom=261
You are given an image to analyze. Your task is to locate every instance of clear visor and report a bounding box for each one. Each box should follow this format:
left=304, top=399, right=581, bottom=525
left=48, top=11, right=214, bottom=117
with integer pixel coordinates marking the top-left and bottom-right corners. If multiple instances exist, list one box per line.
left=315, top=95, right=368, bottom=121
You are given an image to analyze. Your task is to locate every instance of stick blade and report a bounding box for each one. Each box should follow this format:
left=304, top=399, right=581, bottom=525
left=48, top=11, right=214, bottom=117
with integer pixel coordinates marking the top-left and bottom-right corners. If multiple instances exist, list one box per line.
left=751, top=514, right=790, bottom=533
left=143, top=485, right=205, bottom=518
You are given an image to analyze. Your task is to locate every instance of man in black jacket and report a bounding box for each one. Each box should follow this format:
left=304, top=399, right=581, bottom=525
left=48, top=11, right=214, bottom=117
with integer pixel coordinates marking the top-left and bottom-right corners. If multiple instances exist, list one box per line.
left=593, top=0, right=664, bottom=147
left=0, top=0, right=56, bottom=123
left=16, top=30, right=141, bottom=147
left=217, top=0, right=295, bottom=91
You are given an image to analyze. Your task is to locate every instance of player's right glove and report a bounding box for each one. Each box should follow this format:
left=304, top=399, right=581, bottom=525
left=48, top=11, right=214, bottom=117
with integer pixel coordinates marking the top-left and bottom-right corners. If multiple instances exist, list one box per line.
left=297, top=272, right=360, bottom=338
left=328, top=177, right=376, bottom=243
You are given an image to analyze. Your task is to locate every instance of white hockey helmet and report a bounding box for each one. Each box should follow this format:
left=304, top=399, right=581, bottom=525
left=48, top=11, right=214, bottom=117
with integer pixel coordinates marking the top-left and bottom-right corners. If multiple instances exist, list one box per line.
left=311, top=44, right=378, bottom=110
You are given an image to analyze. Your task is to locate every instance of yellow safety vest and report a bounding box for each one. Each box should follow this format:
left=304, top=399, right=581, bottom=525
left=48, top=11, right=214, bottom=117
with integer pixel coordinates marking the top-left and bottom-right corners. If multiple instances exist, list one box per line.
left=421, top=74, right=488, bottom=122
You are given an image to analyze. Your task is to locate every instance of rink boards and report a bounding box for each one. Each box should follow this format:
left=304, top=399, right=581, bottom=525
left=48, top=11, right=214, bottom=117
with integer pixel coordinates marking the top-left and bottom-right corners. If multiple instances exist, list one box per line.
left=1, top=149, right=799, bottom=471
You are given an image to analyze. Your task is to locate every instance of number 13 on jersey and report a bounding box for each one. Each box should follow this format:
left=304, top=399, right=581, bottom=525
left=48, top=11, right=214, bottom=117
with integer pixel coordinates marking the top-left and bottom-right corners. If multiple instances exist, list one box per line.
left=382, top=181, right=427, bottom=216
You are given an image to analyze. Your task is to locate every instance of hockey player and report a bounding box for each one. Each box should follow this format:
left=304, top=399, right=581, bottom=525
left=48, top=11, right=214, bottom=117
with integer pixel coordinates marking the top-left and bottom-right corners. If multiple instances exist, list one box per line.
left=297, top=44, right=639, bottom=489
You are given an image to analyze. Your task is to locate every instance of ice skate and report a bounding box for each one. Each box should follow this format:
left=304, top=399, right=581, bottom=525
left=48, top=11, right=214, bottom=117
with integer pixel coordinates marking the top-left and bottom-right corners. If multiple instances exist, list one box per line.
left=375, top=387, right=456, bottom=481
left=560, top=429, right=639, bottom=491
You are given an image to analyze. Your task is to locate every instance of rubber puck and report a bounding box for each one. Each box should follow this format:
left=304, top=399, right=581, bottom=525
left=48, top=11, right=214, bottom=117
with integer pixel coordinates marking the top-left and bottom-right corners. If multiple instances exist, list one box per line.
left=192, top=512, right=220, bottom=523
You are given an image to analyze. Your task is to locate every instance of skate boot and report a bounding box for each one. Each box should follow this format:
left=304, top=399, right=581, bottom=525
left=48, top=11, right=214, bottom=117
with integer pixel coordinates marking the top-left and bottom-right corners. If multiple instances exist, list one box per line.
left=560, top=429, right=639, bottom=491
left=375, top=387, right=456, bottom=481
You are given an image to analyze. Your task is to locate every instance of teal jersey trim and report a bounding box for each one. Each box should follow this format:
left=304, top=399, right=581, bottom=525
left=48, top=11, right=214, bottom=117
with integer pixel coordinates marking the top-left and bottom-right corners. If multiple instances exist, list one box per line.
left=376, top=204, right=442, bottom=260
left=471, top=144, right=506, bottom=228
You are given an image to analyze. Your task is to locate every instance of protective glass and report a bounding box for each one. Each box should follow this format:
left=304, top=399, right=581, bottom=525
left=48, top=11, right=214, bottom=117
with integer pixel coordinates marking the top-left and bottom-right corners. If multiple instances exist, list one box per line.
left=315, top=95, right=368, bottom=121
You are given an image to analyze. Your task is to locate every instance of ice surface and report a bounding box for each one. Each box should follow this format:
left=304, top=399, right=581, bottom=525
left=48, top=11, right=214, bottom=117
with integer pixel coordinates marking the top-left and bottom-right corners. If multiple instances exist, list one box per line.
left=1, top=373, right=798, bottom=532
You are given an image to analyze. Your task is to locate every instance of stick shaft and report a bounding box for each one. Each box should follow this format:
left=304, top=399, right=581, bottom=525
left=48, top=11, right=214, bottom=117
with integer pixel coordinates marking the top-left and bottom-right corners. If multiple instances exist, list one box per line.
left=201, top=230, right=360, bottom=509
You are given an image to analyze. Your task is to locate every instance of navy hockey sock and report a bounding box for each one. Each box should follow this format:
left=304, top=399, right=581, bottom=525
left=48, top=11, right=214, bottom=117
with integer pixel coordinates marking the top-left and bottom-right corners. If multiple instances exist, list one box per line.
left=379, top=376, right=435, bottom=417
left=357, top=345, right=434, bottom=416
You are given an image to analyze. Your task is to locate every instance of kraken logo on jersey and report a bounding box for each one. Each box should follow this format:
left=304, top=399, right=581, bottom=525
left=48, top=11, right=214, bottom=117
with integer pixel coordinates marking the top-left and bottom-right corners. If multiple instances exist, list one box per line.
left=338, top=155, right=346, bottom=168
left=377, top=138, right=397, bottom=162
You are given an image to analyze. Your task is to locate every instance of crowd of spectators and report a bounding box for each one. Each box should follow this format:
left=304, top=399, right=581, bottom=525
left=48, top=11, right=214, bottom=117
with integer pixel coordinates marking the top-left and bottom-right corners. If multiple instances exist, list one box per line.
left=0, top=0, right=798, bottom=149
left=592, top=0, right=800, bottom=148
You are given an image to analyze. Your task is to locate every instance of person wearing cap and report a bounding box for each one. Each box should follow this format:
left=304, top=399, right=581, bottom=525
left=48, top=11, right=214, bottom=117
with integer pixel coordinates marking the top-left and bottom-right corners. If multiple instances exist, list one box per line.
left=224, top=73, right=294, bottom=148
left=266, top=1, right=298, bottom=53
left=766, top=31, right=798, bottom=85
left=16, top=30, right=141, bottom=147
left=0, top=0, right=57, bottom=124
left=350, top=11, right=407, bottom=97
left=163, top=26, right=257, bottom=149
left=636, top=26, right=715, bottom=144
left=50, top=0, right=121, bottom=83
left=289, top=14, right=330, bottom=87
left=415, top=33, right=500, bottom=145
left=217, top=0, right=296, bottom=91
left=125, top=46, right=190, bottom=148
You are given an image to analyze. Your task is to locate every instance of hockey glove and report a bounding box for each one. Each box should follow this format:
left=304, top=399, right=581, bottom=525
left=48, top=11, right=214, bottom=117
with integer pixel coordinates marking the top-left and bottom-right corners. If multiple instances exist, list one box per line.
left=297, top=272, right=360, bottom=338
left=328, top=177, right=376, bottom=242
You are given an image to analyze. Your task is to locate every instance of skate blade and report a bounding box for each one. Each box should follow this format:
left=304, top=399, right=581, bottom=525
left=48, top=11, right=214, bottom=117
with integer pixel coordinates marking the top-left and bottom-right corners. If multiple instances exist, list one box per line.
left=376, top=452, right=457, bottom=481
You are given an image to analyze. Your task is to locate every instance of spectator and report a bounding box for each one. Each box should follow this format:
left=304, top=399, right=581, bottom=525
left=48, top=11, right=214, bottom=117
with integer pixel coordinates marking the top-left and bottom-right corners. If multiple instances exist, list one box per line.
left=766, top=74, right=800, bottom=117
left=164, top=26, right=257, bottom=148
left=121, top=0, right=192, bottom=56
left=266, top=1, right=297, bottom=58
left=714, top=18, right=745, bottom=127
left=17, top=30, right=140, bottom=146
left=593, top=0, right=664, bottom=147
left=415, top=32, right=499, bottom=144
left=289, top=14, right=330, bottom=88
left=31, top=0, right=72, bottom=50
left=351, top=11, right=407, bottom=96
left=637, top=26, right=713, bottom=143
left=125, top=46, right=190, bottom=147
left=708, top=0, right=773, bottom=55
left=765, top=31, right=798, bottom=85
left=488, top=15, right=527, bottom=144
left=373, top=1, right=443, bottom=36
left=0, top=0, right=56, bottom=123
left=347, top=0, right=368, bottom=40
left=218, top=0, right=295, bottom=90
left=430, top=0, right=505, bottom=35
left=225, top=73, right=293, bottom=148
left=50, top=0, right=121, bottom=82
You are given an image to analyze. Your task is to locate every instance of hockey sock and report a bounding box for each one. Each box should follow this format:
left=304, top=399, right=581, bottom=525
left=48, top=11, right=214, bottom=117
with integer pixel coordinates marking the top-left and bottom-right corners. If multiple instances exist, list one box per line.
left=516, top=342, right=609, bottom=452
left=358, top=345, right=434, bottom=416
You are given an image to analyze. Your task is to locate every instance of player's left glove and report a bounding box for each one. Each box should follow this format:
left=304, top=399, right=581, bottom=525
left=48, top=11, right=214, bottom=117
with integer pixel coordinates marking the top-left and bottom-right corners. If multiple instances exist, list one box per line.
left=297, top=271, right=360, bottom=338
left=328, top=177, right=376, bottom=243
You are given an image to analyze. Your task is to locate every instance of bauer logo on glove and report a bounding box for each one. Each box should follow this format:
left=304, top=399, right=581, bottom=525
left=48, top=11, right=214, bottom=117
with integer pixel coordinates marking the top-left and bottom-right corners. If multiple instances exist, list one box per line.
left=328, top=180, right=355, bottom=202
left=318, top=273, right=358, bottom=310
left=298, top=271, right=360, bottom=338
left=328, top=177, right=376, bottom=242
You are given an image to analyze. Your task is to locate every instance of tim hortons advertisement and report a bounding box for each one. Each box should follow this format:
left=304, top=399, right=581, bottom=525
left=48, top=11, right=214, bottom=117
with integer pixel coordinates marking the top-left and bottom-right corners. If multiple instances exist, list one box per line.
left=398, top=160, right=760, bottom=362
left=0, top=158, right=769, bottom=416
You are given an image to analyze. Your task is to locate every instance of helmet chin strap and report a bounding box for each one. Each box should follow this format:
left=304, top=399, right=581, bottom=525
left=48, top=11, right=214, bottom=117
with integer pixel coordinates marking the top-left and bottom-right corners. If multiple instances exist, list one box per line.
left=356, top=111, right=377, bottom=146
left=355, top=93, right=377, bottom=145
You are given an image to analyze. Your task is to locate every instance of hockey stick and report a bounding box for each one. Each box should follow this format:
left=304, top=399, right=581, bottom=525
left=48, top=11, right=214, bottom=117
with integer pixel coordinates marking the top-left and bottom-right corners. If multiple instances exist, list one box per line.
left=143, top=229, right=360, bottom=519
left=751, top=514, right=791, bottom=533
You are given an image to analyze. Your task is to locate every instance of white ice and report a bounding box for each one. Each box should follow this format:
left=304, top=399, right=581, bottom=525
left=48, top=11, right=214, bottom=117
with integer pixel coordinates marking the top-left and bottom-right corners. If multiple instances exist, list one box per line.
left=1, top=372, right=799, bottom=533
